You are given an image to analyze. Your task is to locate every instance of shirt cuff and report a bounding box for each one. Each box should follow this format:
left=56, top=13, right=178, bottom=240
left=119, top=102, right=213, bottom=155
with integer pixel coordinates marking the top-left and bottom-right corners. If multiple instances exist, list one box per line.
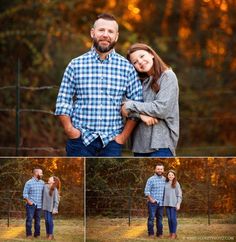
left=54, top=104, right=73, bottom=116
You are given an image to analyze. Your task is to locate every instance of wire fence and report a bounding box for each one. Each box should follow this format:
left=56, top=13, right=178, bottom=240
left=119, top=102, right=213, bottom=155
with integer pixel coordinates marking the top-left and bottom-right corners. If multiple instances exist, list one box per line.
left=0, top=189, right=84, bottom=227
left=86, top=187, right=235, bottom=226
left=1, top=59, right=236, bottom=156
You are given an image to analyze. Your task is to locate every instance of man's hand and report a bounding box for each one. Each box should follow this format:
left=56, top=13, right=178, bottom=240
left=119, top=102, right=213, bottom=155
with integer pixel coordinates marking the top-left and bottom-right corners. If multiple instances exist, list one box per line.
left=59, top=115, right=81, bottom=139
left=114, top=119, right=137, bottom=145
left=147, top=195, right=157, bottom=204
left=65, top=125, right=81, bottom=139
left=121, top=103, right=129, bottom=117
left=140, top=114, right=158, bottom=126
left=149, top=198, right=157, bottom=204
left=176, top=204, right=180, bottom=210
left=26, top=199, right=33, bottom=205
left=114, top=133, right=126, bottom=145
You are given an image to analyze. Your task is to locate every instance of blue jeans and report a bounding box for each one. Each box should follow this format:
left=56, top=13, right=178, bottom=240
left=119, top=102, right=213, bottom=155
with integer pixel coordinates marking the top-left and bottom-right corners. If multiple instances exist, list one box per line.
left=147, top=202, right=164, bottom=236
left=166, top=207, right=177, bottom=233
left=134, top=148, right=173, bottom=157
left=44, top=211, right=54, bottom=235
left=66, top=136, right=122, bottom=157
left=25, top=204, right=41, bottom=237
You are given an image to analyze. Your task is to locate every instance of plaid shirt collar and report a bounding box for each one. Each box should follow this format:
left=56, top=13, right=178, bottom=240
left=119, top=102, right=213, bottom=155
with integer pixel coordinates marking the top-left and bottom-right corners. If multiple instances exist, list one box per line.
left=90, top=47, right=116, bottom=62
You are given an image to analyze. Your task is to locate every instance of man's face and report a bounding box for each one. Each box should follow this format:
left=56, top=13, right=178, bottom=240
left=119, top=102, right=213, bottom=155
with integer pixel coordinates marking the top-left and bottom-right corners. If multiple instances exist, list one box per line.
left=90, top=18, right=119, bottom=53
left=36, top=169, right=43, bottom=180
left=155, top=165, right=164, bottom=176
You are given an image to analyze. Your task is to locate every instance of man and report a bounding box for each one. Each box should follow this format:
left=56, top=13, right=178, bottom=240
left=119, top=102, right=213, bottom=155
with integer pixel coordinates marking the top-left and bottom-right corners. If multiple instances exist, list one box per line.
left=144, top=163, right=166, bottom=238
left=55, top=13, right=143, bottom=157
left=23, top=168, right=44, bottom=239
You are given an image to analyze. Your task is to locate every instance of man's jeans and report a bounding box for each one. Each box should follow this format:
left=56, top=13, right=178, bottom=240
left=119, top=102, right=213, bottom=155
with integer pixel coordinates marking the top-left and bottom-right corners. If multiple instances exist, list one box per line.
left=44, top=211, right=54, bottom=235
left=166, top=206, right=177, bottom=233
left=134, top=148, right=173, bottom=157
left=66, top=136, right=122, bottom=157
left=25, top=204, right=41, bottom=237
left=147, top=201, right=164, bottom=236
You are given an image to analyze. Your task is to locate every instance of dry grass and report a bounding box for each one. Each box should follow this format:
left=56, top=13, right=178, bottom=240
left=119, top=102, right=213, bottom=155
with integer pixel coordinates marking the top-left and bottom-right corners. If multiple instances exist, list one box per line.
left=86, top=216, right=236, bottom=242
left=0, top=218, right=84, bottom=242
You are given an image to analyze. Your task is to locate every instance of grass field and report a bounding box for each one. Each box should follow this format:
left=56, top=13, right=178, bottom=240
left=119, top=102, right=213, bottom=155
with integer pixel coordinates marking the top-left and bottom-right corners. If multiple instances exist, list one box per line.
left=0, top=218, right=84, bottom=242
left=86, top=216, right=236, bottom=242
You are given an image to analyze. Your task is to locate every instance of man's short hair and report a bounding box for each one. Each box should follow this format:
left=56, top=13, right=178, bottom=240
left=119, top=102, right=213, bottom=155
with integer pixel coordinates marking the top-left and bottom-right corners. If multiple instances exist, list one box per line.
left=96, top=13, right=117, bottom=22
left=155, top=163, right=164, bottom=168
left=93, top=13, right=119, bottom=31
left=32, top=168, right=42, bottom=174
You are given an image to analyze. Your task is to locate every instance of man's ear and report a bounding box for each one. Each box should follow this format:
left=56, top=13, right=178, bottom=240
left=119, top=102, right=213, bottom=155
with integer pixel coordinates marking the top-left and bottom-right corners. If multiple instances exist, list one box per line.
left=115, top=32, right=119, bottom=42
left=90, top=28, right=95, bottom=38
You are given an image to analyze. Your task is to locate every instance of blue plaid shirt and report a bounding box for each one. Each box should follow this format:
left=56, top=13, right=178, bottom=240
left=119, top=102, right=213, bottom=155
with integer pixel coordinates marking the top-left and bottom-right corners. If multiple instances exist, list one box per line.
left=55, top=47, right=143, bottom=147
left=144, top=174, right=166, bottom=206
left=23, top=177, right=44, bottom=208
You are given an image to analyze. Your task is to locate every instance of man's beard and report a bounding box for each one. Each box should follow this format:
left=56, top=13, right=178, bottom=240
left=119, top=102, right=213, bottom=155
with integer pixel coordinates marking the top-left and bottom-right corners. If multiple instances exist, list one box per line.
left=37, top=175, right=42, bottom=180
left=93, top=37, right=116, bottom=53
left=155, top=172, right=163, bottom=176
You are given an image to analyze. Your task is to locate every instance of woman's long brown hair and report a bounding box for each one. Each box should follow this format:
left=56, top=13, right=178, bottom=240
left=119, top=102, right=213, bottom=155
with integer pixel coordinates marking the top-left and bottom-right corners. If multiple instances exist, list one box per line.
left=49, top=176, right=61, bottom=196
left=127, top=43, right=169, bottom=93
left=166, top=170, right=177, bottom=188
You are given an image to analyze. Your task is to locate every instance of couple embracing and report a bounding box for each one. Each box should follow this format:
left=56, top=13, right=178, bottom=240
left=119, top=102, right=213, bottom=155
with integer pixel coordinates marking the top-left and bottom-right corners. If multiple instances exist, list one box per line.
left=144, top=163, right=182, bottom=239
left=55, top=13, right=179, bottom=158
left=23, top=168, right=61, bottom=240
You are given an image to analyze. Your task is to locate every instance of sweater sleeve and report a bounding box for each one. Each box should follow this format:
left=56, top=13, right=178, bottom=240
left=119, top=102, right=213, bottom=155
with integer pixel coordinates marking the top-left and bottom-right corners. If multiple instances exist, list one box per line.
left=53, top=189, right=60, bottom=213
left=125, top=71, right=178, bottom=119
left=175, top=182, right=182, bottom=205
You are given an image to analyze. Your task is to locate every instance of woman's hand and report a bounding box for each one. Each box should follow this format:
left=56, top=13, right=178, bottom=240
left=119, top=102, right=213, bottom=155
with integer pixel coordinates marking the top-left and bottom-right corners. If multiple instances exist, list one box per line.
left=52, top=208, right=58, bottom=215
left=140, top=114, right=159, bottom=126
left=176, top=204, right=180, bottom=210
left=121, top=104, right=129, bottom=117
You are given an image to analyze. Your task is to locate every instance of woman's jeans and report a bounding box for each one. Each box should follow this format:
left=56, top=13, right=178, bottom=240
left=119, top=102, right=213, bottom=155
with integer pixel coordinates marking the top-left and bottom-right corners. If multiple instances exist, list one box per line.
left=44, top=210, right=54, bottom=235
left=147, top=201, right=164, bottom=236
left=134, top=148, right=173, bottom=157
left=25, top=204, right=41, bottom=237
left=166, top=206, right=177, bottom=233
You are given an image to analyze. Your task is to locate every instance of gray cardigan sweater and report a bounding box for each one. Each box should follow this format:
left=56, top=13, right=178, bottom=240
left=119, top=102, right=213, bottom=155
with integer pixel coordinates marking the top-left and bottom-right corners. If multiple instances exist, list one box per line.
left=125, top=69, right=179, bottom=155
left=42, top=184, right=60, bottom=213
left=163, top=181, right=182, bottom=207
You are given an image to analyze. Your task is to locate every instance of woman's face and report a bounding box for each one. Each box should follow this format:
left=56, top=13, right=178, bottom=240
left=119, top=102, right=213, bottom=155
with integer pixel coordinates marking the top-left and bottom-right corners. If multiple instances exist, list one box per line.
left=129, top=50, right=154, bottom=73
left=167, top=172, right=175, bottom=181
left=48, top=177, right=54, bottom=184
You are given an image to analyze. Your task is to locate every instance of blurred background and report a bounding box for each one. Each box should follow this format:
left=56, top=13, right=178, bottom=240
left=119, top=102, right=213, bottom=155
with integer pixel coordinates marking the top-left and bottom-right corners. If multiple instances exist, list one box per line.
left=86, top=157, right=236, bottom=218
left=0, top=0, right=236, bottom=156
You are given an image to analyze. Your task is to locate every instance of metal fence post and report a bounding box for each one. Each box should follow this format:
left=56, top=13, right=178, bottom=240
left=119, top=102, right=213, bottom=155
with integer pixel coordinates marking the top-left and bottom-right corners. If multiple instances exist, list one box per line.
left=128, top=185, right=131, bottom=226
left=206, top=159, right=211, bottom=225
left=16, top=58, right=21, bottom=156
left=7, top=191, right=11, bottom=227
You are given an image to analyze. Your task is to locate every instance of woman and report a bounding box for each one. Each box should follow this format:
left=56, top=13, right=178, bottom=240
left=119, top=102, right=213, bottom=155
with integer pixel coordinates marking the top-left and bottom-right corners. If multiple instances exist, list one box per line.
left=42, top=176, right=61, bottom=240
left=164, top=170, right=182, bottom=239
left=122, top=43, right=179, bottom=157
